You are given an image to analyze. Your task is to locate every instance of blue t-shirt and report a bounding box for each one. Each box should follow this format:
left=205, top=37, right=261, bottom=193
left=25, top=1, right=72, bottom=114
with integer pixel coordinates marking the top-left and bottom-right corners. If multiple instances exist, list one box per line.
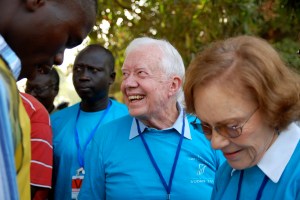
left=79, top=113, right=225, bottom=200
left=51, top=99, right=128, bottom=200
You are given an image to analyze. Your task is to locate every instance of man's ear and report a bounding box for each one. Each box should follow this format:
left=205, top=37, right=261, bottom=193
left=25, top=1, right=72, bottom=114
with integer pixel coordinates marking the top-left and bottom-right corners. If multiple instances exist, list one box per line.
left=25, top=0, right=46, bottom=12
left=109, top=72, right=116, bottom=85
left=168, top=76, right=182, bottom=97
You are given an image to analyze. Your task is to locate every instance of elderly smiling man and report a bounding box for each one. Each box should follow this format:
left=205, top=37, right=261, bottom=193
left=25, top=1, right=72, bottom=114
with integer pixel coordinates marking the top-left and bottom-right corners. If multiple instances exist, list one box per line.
left=79, top=37, right=224, bottom=200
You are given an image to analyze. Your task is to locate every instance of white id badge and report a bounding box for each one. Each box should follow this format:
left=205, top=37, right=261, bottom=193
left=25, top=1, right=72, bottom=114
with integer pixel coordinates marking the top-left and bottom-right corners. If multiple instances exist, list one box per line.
left=71, top=175, right=84, bottom=200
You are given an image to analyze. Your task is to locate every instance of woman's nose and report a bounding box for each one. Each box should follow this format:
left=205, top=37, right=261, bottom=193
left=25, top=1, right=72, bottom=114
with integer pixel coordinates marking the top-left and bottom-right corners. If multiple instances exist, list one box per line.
left=210, top=130, right=230, bottom=150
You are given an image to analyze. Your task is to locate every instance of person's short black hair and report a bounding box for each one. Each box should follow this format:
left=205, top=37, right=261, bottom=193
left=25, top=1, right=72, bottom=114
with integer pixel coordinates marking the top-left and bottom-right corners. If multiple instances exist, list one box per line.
left=77, top=44, right=115, bottom=73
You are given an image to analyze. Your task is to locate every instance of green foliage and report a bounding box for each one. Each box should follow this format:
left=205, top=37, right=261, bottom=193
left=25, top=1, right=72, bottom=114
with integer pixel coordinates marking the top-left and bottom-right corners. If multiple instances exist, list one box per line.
left=274, top=38, right=300, bottom=70
left=86, top=0, right=300, bottom=97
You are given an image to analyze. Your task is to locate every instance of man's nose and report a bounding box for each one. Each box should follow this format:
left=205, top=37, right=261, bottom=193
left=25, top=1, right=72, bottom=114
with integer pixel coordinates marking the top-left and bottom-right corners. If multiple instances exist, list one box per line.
left=123, top=75, right=138, bottom=88
left=54, top=51, right=65, bottom=65
left=78, top=68, right=91, bottom=80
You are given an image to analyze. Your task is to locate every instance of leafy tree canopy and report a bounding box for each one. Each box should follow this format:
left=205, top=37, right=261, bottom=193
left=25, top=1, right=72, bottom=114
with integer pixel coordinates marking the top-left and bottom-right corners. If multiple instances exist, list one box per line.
left=85, top=0, right=300, bottom=97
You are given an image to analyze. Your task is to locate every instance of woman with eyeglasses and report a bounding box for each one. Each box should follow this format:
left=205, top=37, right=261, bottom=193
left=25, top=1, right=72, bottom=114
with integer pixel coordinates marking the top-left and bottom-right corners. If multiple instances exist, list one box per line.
left=184, top=35, right=300, bottom=200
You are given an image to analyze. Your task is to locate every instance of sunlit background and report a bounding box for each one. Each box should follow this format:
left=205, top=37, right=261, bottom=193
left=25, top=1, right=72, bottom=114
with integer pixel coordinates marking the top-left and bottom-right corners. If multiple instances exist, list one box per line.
left=17, top=0, right=300, bottom=108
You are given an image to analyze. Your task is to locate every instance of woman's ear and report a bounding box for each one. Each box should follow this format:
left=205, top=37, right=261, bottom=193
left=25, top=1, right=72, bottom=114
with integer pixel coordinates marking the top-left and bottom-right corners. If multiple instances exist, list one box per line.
left=25, top=0, right=45, bottom=12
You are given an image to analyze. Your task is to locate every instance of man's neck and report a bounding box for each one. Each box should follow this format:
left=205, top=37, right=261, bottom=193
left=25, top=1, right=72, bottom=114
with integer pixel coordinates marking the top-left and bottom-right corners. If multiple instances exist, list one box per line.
left=48, top=104, right=55, bottom=114
left=80, top=97, right=110, bottom=112
left=139, top=103, right=180, bottom=130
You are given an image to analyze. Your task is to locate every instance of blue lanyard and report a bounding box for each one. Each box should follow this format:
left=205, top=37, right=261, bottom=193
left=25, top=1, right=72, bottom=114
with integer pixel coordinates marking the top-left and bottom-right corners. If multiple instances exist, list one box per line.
left=75, top=100, right=111, bottom=169
left=236, top=170, right=269, bottom=200
left=136, top=111, right=186, bottom=200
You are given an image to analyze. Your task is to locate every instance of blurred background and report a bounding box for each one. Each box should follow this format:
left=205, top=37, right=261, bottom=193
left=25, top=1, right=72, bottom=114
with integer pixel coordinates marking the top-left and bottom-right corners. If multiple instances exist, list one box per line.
left=18, top=0, right=300, bottom=106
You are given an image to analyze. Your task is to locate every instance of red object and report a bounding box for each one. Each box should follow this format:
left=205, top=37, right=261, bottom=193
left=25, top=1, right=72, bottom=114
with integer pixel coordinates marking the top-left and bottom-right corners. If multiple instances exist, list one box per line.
left=20, top=92, right=53, bottom=188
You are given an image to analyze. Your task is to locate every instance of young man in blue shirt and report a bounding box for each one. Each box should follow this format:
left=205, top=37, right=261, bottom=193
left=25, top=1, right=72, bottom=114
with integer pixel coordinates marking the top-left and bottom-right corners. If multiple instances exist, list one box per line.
left=51, top=44, right=128, bottom=200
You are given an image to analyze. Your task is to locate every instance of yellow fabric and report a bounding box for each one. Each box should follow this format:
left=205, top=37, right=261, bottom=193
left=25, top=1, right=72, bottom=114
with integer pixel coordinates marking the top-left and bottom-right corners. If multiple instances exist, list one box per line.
left=0, top=58, right=31, bottom=199
left=17, top=98, right=31, bottom=200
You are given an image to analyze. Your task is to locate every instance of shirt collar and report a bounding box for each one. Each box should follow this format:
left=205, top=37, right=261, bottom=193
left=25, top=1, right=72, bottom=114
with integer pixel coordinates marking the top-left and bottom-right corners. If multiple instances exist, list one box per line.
left=231, top=123, right=300, bottom=183
left=129, top=103, right=191, bottom=140
left=0, top=35, right=21, bottom=80
left=257, top=123, right=300, bottom=183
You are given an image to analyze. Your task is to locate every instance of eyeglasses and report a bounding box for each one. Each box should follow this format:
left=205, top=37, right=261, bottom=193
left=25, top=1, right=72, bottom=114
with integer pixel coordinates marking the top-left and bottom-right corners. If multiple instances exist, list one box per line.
left=199, top=107, right=259, bottom=138
left=25, top=84, right=56, bottom=94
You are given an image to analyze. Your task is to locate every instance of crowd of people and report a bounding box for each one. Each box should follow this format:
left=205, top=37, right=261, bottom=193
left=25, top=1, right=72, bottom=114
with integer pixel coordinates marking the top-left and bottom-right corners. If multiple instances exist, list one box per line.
left=1, top=1, right=300, bottom=199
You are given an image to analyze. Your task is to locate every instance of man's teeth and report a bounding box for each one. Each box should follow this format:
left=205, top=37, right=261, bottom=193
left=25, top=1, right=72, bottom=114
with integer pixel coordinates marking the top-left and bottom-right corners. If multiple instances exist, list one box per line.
left=128, top=95, right=144, bottom=100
